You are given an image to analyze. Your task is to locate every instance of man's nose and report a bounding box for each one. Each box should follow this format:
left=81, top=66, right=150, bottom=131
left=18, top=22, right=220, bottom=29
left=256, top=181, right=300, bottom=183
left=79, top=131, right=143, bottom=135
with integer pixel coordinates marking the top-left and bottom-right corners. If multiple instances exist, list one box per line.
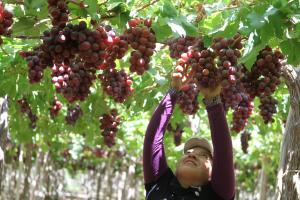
left=187, top=153, right=197, bottom=159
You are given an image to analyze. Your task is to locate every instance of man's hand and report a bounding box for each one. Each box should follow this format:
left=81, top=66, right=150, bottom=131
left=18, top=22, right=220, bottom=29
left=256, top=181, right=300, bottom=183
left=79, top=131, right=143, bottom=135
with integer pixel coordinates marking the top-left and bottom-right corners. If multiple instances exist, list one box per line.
left=171, top=66, right=184, bottom=90
left=199, top=84, right=222, bottom=100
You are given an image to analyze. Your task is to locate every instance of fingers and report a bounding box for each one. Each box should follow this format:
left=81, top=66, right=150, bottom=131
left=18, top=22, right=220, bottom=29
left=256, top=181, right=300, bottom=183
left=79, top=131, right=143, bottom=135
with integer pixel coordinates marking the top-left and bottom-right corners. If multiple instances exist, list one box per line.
left=172, top=72, right=182, bottom=79
left=175, top=65, right=184, bottom=73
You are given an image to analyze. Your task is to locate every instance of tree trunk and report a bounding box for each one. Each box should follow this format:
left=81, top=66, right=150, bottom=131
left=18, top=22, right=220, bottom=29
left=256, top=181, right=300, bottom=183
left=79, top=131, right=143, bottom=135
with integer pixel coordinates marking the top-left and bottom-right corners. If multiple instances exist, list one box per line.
left=15, top=145, right=24, bottom=200
left=96, top=163, right=105, bottom=200
left=19, top=144, right=33, bottom=200
left=259, top=156, right=268, bottom=200
left=0, top=96, right=10, bottom=195
left=102, top=159, right=113, bottom=200
left=43, top=153, right=52, bottom=200
left=122, top=158, right=137, bottom=200
left=31, top=151, right=45, bottom=200
left=117, top=166, right=127, bottom=200
left=276, top=64, right=300, bottom=200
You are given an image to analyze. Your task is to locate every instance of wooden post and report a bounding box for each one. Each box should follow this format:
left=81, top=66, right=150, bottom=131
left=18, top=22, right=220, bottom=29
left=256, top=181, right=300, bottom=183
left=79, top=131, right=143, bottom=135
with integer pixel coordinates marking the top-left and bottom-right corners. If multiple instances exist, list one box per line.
left=275, top=65, right=300, bottom=200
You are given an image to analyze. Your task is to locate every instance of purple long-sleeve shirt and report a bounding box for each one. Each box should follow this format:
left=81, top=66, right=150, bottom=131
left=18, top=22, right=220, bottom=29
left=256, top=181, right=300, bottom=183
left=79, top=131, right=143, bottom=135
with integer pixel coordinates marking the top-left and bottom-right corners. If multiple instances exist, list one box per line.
left=143, top=91, right=235, bottom=200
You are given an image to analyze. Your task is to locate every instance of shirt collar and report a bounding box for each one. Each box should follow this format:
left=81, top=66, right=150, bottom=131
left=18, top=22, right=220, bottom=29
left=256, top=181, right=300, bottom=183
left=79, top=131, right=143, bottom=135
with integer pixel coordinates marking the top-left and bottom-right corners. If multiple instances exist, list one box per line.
left=169, top=176, right=203, bottom=195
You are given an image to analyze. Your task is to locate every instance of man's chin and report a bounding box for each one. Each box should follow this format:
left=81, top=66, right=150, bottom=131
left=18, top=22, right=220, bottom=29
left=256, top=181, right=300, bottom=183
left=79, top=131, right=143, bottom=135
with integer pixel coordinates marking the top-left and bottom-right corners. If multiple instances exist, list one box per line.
left=177, top=166, right=200, bottom=178
left=176, top=165, right=210, bottom=185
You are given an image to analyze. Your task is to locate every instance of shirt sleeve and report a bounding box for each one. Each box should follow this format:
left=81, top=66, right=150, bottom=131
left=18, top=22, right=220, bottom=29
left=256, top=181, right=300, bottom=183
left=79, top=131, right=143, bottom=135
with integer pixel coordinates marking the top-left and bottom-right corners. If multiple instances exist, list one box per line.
left=143, top=91, right=177, bottom=184
left=207, top=103, right=235, bottom=200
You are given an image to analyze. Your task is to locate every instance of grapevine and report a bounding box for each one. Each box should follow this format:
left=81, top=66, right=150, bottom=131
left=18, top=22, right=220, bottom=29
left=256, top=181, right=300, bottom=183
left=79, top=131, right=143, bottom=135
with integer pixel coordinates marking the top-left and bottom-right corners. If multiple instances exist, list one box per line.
left=259, top=96, right=278, bottom=124
left=167, top=123, right=184, bottom=146
left=231, top=93, right=254, bottom=133
left=47, top=0, right=69, bottom=27
left=99, top=109, right=121, bottom=148
left=242, top=46, right=283, bottom=123
left=240, top=131, right=251, bottom=154
left=99, top=68, right=134, bottom=103
left=0, top=1, right=13, bottom=45
left=177, top=82, right=200, bottom=115
left=65, top=104, right=83, bottom=125
left=167, top=36, right=204, bottom=59
left=124, top=18, right=156, bottom=75
left=51, top=61, right=97, bottom=103
left=212, top=33, right=244, bottom=110
left=17, top=98, right=38, bottom=129
left=49, top=96, right=63, bottom=118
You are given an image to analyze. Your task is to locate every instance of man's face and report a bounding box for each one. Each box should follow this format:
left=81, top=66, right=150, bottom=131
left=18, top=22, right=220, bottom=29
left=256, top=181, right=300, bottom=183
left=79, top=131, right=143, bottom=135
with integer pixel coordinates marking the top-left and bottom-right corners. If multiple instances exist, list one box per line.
left=175, top=147, right=212, bottom=187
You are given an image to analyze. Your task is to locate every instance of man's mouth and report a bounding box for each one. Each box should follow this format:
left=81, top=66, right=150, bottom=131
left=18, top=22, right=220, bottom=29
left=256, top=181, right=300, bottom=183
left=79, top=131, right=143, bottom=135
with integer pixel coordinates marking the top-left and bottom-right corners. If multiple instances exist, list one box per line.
left=184, top=159, right=197, bottom=166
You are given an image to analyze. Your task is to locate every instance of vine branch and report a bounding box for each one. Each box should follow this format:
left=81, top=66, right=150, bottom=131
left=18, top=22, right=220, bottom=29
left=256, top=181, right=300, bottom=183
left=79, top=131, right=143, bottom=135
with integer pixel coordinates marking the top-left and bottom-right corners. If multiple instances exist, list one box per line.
left=12, top=35, right=42, bottom=40
left=281, top=61, right=300, bottom=109
left=136, top=0, right=160, bottom=12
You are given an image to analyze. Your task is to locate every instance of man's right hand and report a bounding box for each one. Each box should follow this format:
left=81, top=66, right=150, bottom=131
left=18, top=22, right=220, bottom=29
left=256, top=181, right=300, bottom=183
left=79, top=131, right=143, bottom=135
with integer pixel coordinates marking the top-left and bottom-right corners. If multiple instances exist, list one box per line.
left=171, top=66, right=184, bottom=90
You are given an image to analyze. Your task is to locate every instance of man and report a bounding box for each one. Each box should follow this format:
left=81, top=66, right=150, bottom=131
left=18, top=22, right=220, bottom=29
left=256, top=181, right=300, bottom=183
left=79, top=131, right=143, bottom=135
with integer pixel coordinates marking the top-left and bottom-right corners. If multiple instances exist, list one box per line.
left=143, top=72, right=235, bottom=199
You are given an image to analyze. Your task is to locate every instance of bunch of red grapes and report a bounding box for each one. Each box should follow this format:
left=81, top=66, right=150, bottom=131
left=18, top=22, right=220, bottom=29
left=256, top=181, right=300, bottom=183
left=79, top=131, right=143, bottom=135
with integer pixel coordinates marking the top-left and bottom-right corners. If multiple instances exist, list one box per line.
left=20, top=48, right=53, bottom=84
left=99, top=109, right=120, bottom=148
left=167, top=36, right=204, bottom=59
left=167, top=123, right=184, bottom=146
left=242, top=46, right=283, bottom=123
left=47, top=0, right=69, bottom=27
left=243, top=47, right=283, bottom=97
left=170, top=47, right=219, bottom=114
left=65, top=104, right=83, bottom=125
left=21, top=16, right=158, bottom=104
left=49, top=96, right=63, bottom=118
left=42, top=21, right=108, bottom=66
left=240, top=131, right=251, bottom=154
left=17, top=98, right=38, bottom=129
left=231, top=93, right=254, bottom=133
left=177, top=82, right=200, bottom=115
left=51, top=61, right=97, bottom=103
left=190, top=49, right=220, bottom=89
left=259, top=96, right=278, bottom=123
left=211, top=33, right=244, bottom=110
left=93, top=147, right=107, bottom=158
left=124, top=18, right=156, bottom=75
left=99, top=68, right=134, bottom=103
left=104, top=26, right=129, bottom=64
left=0, top=1, right=13, bottom=45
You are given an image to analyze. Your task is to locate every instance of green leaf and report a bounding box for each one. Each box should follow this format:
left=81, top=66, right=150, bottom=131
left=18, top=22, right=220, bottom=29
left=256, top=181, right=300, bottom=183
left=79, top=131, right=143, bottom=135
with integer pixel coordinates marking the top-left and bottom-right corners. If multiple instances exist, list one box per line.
left=181, top=18, right=198, bottom=36
left=199, top=12, right=223, bottom=34
left=109, top=12, right=130, bottom=31
left=12, top=17, right=40, bottom=36
left=107, top=0, right=124, bottom=11
left=152, top=18, right=173, bottom=41
left=166, top=18, right=186, bottom=37
left=246, top=12, right=266, bottom=29
left=68, top=3, right=88, bottom=17
left=160, top=2, right=178, bottom=18
left=259, top=22, right=275, bottom=43
left=268, top=12, right=286, bottom=39
left=84, top=0, right=100, bottom=19
left=29, top=0, right=47, bottom=9
left=280, top=39, right=300, bottom=65
left=240, top=33, right=266, bottom=70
